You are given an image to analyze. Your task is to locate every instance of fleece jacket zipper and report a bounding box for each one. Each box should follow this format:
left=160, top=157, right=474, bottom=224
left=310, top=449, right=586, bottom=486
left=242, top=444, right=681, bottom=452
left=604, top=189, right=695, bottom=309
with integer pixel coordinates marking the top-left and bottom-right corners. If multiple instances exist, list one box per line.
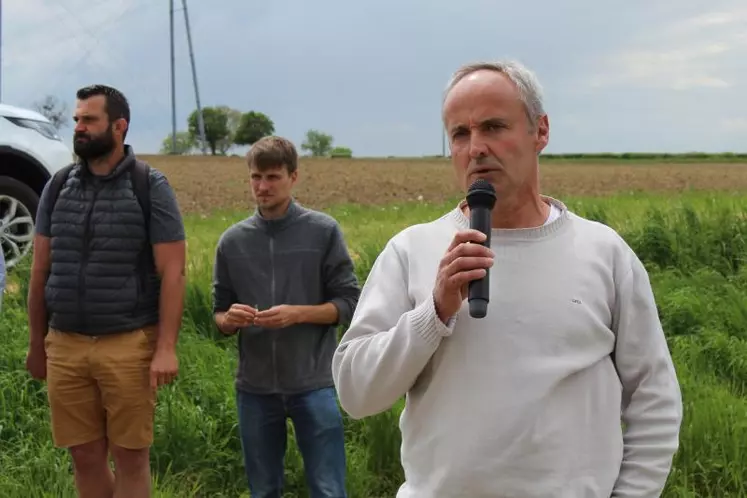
left=269, top=235, right=278, bottom=391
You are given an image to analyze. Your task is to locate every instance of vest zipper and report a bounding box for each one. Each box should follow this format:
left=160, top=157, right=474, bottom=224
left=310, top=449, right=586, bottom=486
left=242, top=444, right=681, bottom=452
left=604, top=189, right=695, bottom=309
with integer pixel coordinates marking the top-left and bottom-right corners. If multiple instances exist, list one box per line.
left=78, top=186, right=100, bottom=332
left=269, top=235, right=277, bottom=391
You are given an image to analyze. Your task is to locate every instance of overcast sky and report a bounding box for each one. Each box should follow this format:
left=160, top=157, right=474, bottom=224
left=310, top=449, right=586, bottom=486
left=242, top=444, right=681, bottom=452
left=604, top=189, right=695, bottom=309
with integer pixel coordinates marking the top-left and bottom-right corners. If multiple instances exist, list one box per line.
left=4, top=0, right=747, bottom=157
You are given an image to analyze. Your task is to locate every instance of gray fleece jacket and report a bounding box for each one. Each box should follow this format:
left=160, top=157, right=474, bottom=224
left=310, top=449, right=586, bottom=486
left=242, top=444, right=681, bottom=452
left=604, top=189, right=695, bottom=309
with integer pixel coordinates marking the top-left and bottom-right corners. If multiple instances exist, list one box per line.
left=212, top=199, right=360, bottom=395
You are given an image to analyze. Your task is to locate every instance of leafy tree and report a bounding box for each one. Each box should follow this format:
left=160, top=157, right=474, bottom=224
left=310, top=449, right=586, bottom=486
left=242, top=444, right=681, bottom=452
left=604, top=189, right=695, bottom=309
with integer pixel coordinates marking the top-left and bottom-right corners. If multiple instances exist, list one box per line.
left=330, top=146, right=353, bottom=158
left=215, top=105, right=242, bottom=154
left=160, top=131, right=195, bottom=155
left=234, top=111, right=275, bottom=146
left=301, top=129, right=333, bottom=157
left=188, top=107, right=230, bottom=155
left=32, top=95, right=68, bottom=131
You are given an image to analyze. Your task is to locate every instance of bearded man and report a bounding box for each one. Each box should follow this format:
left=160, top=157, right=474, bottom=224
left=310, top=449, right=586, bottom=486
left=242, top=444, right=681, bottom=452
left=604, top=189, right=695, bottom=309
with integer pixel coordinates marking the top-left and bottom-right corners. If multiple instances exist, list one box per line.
left=25, top=84, right=187, bottom=498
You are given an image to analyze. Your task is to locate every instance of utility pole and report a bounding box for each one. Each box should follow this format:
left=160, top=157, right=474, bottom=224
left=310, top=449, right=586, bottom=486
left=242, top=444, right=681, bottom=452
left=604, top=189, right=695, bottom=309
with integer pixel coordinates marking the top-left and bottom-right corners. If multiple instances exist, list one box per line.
left=169, top=0, right=176, bottom=154
left=169, top=0, right=207, bottom=155
left=181, top=0, right=207, bottom=154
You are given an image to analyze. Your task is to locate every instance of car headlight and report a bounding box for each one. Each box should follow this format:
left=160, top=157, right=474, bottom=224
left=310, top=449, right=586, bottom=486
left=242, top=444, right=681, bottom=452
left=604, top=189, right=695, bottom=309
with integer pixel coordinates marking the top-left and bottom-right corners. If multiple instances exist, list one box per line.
left=6, top=117, right=62, bottom=141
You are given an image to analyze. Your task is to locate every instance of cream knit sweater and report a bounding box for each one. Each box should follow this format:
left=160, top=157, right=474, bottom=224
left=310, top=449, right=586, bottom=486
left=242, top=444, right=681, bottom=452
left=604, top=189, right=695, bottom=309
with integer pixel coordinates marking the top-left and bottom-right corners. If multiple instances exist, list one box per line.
left=332, top=197, right=682, bottom=498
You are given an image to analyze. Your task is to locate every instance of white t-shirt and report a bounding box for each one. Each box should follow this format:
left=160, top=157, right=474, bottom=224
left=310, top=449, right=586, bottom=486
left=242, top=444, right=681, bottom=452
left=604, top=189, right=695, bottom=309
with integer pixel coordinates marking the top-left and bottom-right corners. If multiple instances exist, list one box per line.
left=544, top=200, right=561, bottom=225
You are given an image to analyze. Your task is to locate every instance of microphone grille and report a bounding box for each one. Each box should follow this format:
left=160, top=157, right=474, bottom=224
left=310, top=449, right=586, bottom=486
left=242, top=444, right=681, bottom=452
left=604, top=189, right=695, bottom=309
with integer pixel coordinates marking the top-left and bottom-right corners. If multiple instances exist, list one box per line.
left=468, top=178, right=495, bottom=193
left=466, top=178, right=497, bottom=208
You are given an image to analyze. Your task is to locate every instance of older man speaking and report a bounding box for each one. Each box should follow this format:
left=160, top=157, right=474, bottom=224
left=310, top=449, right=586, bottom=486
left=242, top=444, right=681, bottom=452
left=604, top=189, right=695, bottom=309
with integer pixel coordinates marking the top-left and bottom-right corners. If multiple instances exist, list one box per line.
left=332, top=59, right=683, bottom=498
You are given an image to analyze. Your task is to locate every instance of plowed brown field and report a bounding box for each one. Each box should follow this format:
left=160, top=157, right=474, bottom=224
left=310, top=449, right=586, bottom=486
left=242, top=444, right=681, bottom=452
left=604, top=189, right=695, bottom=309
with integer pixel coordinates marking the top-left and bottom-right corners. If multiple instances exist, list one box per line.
left=142, top=155, right=747, bottom=215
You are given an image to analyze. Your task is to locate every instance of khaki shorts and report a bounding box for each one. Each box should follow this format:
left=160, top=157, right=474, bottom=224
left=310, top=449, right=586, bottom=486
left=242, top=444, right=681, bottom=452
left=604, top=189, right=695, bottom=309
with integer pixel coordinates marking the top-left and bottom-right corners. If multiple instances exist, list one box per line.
left=44, top=325, right=159, bottom=449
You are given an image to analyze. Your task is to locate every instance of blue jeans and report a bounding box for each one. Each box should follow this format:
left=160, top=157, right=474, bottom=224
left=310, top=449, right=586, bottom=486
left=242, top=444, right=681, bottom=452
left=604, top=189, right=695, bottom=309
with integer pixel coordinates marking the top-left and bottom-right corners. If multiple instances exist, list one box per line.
left=236, top=386, right=348, bottom=498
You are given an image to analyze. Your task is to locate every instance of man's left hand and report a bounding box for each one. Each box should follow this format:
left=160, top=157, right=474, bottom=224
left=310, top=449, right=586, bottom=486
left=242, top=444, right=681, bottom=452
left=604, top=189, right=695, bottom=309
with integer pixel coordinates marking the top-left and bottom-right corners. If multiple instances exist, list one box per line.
left=254, top=305, right=301, bottom=329
left=150, top=348, right=179, bottom=388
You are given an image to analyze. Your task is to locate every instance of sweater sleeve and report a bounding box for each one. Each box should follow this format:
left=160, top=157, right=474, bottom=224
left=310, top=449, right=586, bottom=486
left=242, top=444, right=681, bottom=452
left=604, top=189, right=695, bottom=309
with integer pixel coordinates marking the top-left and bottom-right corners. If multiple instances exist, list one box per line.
left=611, top=255, right=683, bottom=497
left=322, top=222, right=360, bottom=327
left=331, top=237, right=456, bottom=419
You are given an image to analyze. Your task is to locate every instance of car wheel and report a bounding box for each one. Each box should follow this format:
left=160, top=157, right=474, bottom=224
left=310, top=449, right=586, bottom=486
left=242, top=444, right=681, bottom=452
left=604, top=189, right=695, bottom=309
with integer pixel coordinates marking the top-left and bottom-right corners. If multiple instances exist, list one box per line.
left=0, top=175, right=39, bottom=270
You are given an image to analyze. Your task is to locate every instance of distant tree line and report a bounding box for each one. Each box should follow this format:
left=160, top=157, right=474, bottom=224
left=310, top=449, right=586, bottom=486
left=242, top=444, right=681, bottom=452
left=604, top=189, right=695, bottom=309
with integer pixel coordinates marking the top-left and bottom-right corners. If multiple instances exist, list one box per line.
left=160, top=106, right=353, bottom=158
left=29, top=94, right=745, bottom=162
left=22, top=95, right=353, bottom=159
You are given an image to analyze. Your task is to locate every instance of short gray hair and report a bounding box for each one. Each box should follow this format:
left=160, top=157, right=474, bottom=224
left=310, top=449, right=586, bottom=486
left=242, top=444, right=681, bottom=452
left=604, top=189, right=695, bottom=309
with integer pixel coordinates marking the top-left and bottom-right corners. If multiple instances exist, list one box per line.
left=442, top=60, right=545, bottom=126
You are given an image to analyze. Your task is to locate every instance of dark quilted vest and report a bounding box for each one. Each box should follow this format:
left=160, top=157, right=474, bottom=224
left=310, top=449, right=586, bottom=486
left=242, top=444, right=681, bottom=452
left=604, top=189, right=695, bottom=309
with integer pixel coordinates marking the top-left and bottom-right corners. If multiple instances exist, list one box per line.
left=44, top=152, right=160, bottom=335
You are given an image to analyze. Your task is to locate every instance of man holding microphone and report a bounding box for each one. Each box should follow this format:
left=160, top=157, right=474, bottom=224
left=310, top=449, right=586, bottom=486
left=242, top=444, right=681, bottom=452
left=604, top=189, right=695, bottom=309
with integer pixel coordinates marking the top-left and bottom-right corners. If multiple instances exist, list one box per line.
left=332, top=60, right=683, bottom=497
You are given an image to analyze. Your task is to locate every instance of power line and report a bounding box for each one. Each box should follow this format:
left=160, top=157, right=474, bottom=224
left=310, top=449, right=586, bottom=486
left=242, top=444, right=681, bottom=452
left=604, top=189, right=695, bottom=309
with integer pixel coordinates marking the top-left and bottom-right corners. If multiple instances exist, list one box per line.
left=2, top=0, right=158, bottom=109
left=54, top=0, right=138, bottom=72
left=6, top=0, right=148, bottom=67
left=0, top=0, right=207, bottom=154
left=8, top=0, right=111, bottom=44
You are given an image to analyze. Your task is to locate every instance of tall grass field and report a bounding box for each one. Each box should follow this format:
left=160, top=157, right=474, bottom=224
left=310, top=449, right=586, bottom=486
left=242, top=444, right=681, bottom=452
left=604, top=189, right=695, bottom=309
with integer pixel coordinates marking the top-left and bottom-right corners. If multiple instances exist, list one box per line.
left=2, top=189, right=747, bottom=497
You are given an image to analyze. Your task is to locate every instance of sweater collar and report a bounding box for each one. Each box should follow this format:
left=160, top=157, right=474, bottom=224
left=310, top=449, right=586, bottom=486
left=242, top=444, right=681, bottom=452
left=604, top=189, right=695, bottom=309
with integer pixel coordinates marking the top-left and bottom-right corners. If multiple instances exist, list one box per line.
left=449, top=195, right=571, bottom=240
left=252, top=197, right=303, bottom=233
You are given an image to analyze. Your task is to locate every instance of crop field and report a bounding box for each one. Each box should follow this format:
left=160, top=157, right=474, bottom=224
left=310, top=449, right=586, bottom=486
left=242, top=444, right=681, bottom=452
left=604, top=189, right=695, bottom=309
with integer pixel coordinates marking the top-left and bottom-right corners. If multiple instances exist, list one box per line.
left=1, top=155, right=747, bottom=497
left=144, top=154, right=747, bottom=214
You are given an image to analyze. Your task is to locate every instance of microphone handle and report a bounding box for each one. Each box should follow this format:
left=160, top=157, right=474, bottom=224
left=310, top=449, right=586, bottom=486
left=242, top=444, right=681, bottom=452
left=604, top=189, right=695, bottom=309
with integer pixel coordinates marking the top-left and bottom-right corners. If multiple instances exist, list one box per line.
left=468, top=206, right=491, bottom=318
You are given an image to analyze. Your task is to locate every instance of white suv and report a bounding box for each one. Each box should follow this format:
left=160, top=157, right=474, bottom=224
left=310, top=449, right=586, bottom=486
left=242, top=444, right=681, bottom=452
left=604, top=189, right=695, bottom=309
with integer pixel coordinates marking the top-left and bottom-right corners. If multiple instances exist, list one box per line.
left=1, top=103, right=73, bottom=270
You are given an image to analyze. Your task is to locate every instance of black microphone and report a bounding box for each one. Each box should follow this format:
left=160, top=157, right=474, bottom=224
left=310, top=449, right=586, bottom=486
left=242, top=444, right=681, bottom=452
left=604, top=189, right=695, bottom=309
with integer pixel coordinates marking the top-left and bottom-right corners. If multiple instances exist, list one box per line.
left=466, top=179, right=496, bottom=318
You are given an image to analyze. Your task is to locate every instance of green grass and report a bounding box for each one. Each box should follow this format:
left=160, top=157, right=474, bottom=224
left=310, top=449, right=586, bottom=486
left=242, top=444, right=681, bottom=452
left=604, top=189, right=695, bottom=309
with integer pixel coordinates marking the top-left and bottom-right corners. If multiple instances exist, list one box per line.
left=2, top=190, right=747, bottom=497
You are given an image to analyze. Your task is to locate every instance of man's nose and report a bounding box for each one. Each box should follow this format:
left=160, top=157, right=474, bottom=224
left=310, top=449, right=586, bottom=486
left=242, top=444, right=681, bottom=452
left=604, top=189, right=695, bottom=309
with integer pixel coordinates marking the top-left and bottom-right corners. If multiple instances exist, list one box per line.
left=468, top=133, right=489, bottom=158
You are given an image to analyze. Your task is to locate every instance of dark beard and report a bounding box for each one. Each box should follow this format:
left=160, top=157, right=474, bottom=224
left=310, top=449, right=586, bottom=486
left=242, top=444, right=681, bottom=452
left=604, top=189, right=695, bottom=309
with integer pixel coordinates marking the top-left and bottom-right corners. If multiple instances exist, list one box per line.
left=73, top=128, right=115, bottom=160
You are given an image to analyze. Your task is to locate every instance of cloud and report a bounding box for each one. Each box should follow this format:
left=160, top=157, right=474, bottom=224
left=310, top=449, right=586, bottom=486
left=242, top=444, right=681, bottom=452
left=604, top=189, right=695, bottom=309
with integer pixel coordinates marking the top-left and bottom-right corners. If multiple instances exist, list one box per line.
left=719, top=117, right=747, bottom=132
left=587, top=5, right=747, bottom=91
left=3, top=0, right=161, bottom=106
left=667, top=7, right=747, bottom=31
left=3, top=0, right=747, bottom=155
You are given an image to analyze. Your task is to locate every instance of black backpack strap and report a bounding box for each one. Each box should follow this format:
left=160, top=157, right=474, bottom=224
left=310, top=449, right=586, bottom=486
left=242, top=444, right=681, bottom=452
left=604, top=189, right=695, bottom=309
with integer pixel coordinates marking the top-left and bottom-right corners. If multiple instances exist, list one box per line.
left=129, top=161, right=153, bottom=281
left=130, top=160, right=151, bottom=241
left=45, top=164, right=76, bottom=220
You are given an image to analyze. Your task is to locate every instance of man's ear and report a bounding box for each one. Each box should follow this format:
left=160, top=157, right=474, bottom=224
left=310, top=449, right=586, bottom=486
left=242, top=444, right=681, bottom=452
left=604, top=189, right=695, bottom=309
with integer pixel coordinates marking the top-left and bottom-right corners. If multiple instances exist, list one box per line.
left=534, top=115, right=549, bottom=154
left=114, top=118, right=128, bottom=139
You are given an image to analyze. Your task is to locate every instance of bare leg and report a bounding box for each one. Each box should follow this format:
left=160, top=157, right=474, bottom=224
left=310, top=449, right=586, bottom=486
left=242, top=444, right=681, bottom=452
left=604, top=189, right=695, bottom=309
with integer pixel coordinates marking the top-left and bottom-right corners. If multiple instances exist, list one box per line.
left=69, top=438, right=115, bottom=498
left=110, top=445, right=151, bottom=498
